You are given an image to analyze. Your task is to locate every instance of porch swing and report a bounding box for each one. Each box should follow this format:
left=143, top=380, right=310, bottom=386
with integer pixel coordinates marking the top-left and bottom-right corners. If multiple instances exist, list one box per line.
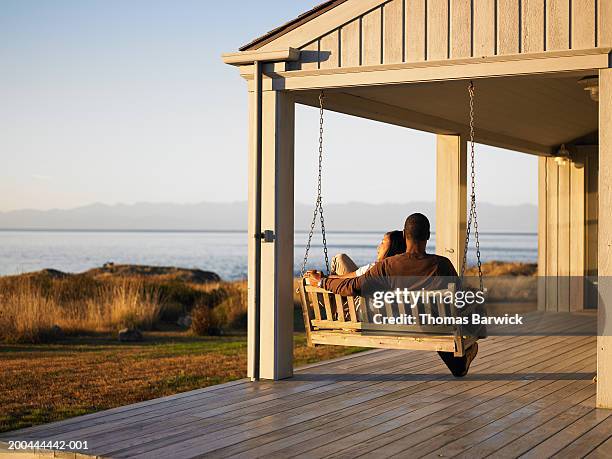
left=298, top=82, right=484, bottom=357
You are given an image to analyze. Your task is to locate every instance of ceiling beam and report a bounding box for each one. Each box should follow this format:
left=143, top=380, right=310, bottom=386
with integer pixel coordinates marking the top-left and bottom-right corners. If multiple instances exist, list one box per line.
left=292, top=91, right=553, bottom=156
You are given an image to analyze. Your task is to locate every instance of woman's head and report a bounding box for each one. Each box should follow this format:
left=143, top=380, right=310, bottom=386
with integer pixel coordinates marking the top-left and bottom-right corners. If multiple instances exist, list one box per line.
left=376, top=230, right=407, bottom=261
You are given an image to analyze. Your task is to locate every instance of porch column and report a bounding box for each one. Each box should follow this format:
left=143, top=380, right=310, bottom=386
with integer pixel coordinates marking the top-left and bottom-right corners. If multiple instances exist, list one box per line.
left=598, top=69, right=612, bottom=408
left=435, top=134, right=467, bottom=272
left=538, top=153, right=595, bottom=312
left=247, top=86, right=295, bottom=381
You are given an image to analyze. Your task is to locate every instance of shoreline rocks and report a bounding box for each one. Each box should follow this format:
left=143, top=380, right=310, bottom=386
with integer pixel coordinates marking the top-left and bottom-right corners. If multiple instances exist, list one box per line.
left=19, top=264, right=221, bottom=284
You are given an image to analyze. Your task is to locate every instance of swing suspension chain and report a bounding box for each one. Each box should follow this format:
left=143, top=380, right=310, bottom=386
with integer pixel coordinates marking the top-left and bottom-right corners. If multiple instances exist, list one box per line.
left=300, top=91, right=330, bottom=278
left=461, top=81, right=484, bottom=291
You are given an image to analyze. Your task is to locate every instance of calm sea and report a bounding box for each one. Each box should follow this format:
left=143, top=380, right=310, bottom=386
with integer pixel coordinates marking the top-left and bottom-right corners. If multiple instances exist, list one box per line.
left=0, top=230, right=537, bottom=281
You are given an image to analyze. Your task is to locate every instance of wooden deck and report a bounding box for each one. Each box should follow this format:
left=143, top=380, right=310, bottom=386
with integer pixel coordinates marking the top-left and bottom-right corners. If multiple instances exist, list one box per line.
left=1, top=313, right=610, bottom=458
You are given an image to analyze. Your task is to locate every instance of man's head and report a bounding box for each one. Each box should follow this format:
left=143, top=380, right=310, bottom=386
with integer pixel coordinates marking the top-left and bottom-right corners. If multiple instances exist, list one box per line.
left=403, top=213, right=431, bottom=242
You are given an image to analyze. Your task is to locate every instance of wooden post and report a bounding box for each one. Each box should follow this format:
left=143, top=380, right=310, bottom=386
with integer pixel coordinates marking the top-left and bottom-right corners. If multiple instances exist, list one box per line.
left=598, top=68, right=612, bottom=408
left=247, top=63, right=262, bottom=381
left=436, top=134, right=467, bottom=272
left=247, top=86, right=295, bottom=381
left=569, top=152, right=586, bottom=311
left=538, top=153, right=591, bottom=312
left=537, top=157, right=547, bottom=311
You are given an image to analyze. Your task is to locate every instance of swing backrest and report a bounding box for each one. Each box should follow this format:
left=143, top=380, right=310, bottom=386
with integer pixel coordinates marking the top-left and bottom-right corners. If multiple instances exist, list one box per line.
left=299, top=279, right=460, bottom=340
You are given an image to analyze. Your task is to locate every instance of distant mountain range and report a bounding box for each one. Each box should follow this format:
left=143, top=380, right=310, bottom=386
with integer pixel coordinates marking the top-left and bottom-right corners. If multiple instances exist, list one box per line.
left=0, top=201, right=537, bottom=232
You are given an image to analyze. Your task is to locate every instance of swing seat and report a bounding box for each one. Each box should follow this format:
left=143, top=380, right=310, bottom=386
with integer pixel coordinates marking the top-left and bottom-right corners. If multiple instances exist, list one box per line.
left=299, top=280, right=478, bottom=357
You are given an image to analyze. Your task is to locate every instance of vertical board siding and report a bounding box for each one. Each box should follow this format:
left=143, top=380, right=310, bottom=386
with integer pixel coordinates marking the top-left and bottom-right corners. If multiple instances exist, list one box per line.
left=341, top=19, right=361, bottom=67
left=406, top=0, right=426, bottom=61
left=522, top=0, right=545, bottom=52
left=319, top=30, right=340, bottom=69
left=473, top=0, right=497, bottom=56
left=450, top=0, right=472, bottom=58
left=383, top=0, right=404, bottom=63
left=427, top=0, right=449, bottom=60
left=546, top=0, right=571, bottom=50
left=572, top=0, right=596, bottom=49
left=362, top=7, right=383, bottom=65
left=497, top=0, right=520, bottom=54
left=295, top=0, right=600, bottom=69
left=599, top=0, right=612, bottom=46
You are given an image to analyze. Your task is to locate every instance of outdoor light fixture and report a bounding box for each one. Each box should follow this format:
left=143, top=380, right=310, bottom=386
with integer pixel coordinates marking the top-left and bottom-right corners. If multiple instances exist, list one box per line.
left=578, top=76, right=599, bottom=102
left=554, top=144, right=571, bottom=166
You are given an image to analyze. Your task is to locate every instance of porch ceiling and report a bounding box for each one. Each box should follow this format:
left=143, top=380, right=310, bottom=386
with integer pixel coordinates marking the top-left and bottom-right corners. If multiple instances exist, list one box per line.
left=292, top=72, right=599, bottom=155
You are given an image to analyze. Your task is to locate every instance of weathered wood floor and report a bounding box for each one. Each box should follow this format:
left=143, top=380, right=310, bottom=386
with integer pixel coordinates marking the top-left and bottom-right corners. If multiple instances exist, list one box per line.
left=1, top=313, right=610, bottom=458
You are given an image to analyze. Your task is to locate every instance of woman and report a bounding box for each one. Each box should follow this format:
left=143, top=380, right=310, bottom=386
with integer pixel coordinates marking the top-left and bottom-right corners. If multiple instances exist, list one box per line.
left=328, top=230, right=406, bottom=279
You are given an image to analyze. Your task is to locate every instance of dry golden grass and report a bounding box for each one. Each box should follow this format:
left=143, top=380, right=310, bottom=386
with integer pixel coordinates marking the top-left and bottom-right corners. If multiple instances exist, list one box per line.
left=463, top=261, right=538, bottom=303
left=465, top=261, right=537, bottom=277
left=0, top=277, right=163, bottom=343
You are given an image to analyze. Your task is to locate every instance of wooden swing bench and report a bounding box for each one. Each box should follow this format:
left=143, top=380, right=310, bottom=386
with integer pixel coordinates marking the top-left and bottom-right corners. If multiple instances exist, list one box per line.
left=297, top=83, right=483, bottom=359
left=299, top=280, right=477, bottom=357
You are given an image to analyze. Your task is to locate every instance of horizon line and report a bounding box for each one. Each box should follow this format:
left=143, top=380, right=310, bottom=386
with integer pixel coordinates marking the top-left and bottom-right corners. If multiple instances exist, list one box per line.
left=0, top=199, right=538, bottom=213
left=0, top=228, right=538, bottom=236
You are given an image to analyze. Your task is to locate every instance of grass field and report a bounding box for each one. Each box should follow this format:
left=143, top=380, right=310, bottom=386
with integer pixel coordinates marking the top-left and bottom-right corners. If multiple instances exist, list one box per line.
left=0, top=330, right=363, bottom=433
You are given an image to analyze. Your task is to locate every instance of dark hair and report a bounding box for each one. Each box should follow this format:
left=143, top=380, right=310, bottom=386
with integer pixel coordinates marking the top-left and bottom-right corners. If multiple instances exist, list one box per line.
left=403, top=213, right=431, bottom=241
left=382, top=230, right=407, bottom=258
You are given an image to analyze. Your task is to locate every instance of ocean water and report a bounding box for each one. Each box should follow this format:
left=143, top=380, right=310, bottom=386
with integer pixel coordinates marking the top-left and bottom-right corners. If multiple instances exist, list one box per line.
left=0, top=230, right=537, bottom=281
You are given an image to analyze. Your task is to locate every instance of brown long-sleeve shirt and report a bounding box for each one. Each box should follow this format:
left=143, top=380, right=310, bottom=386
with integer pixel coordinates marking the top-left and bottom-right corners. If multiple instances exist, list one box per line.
left=322, top=252, right=458, bottom=296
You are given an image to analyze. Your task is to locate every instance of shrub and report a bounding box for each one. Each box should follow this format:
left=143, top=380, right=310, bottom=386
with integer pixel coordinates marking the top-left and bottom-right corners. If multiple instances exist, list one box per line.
left=191, top=303, right=222, bottom=336
left=190, top=283, right=248, bottom=335
left=214, top=286, right=248, bottom=330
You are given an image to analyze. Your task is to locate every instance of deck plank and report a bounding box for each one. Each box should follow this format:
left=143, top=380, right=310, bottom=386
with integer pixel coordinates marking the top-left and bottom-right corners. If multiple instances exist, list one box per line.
left=280, top=341, right=595, bottom=459
left=204, top=338, right=588, bottom=459
left=110, top=337, right=593, bottom=458
left=553, top=415, right=612, bottom=458
left=89, top=335, right=530, bottom=456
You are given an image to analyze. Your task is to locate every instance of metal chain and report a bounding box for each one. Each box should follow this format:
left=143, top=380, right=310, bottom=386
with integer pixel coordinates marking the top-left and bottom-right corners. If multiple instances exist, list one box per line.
left=460, top=81, right=484, bottom=292
left=300, top=91, right=330, bottom=278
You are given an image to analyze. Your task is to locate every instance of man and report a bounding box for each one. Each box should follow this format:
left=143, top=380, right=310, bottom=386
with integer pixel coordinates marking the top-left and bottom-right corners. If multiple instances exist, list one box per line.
left=307, top=213, right=478, bottom=377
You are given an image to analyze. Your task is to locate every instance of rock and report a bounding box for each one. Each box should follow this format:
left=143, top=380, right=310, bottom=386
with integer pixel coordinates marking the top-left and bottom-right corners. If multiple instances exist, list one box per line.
left=50, top=325, right=64, bottom=339
left=118, top=328, right=143, bottom=342
left=177, top=315, right=192, bottom=328
left=209, top=327, right=224, bottom=336
left=29, top=269, right=70, bottom=279
left=86, top=264, right=221, bottom=284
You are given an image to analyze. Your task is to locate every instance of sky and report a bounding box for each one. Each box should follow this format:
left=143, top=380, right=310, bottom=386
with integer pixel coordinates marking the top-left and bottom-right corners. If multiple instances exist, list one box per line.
left=0, top=0, right=538, bottom=212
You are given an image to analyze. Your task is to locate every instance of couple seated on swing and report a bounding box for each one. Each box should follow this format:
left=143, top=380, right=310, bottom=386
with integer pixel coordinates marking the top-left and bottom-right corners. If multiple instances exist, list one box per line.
left=306, top=212, right=479, bottom=377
